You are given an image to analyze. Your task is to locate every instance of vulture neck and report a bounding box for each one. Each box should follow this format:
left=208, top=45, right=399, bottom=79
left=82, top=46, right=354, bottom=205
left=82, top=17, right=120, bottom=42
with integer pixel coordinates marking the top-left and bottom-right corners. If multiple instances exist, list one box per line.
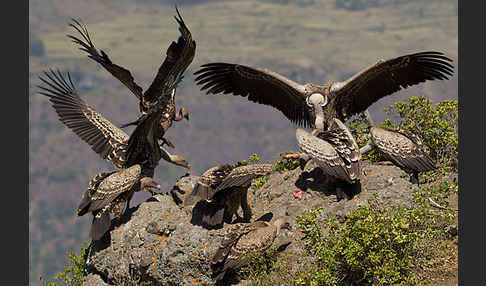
left=313, top=105, right=325, bottom=131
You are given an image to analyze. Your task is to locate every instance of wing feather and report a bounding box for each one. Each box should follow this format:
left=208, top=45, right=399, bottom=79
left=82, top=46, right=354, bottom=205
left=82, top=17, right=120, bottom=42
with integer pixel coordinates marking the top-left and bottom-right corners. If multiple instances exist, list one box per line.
left=37, top=70, right=129, bottom=168
left=143, top=7, right=196, bottom=107
left=370, top=126, right=436, bottom=173
left=332, top=51, right=454, bottom=120
left=67, top=18, right=144, bottom=100
left=194, top=63, right=311, bottom=127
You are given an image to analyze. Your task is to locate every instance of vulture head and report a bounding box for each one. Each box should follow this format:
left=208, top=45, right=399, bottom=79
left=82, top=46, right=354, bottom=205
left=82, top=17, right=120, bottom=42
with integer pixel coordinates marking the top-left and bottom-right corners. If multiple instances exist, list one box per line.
left=175, top=107, right=189, bottom=121
left=140, top=177, right=161, bottom=192
left=274, top=216, right=292, bottom=235
left=170, top=154, right=191, bottom=169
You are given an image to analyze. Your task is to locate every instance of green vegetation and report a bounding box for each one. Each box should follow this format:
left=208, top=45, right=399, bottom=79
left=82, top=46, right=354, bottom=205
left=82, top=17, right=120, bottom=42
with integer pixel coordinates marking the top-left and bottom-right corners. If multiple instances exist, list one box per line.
left=273, top=150, right=301, bottom=173
left=41, top=242, right=90, bottom=286
left=295, top=183, right=456, bottom=286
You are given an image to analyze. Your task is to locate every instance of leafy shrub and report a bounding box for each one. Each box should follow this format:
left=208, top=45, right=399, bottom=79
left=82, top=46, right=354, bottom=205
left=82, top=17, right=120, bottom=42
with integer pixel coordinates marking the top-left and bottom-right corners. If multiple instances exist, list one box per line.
left=273, top=150, right=301, bottom=173
left=41, top=242, right=90, bottom=286
left=295, top=185, right=456, bottom=286
left=383, top=95, right=458, bottom=170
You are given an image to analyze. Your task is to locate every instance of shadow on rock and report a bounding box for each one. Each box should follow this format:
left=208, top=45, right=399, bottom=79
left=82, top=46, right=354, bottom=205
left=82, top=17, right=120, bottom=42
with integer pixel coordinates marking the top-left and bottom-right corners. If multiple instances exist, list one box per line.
left=295, top=167, right=362, bottom=200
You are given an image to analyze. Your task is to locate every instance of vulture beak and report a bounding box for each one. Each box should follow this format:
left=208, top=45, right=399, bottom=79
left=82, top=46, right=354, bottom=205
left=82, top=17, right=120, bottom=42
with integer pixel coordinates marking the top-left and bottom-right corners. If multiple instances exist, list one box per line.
left=174, top=107, right=189, bottom=121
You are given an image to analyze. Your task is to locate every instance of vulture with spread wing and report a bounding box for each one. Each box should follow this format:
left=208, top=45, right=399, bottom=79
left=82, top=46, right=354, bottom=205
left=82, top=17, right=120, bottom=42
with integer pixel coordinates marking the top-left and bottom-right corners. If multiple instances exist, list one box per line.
left=211, top=217, right=292, bottom=283
left=185, top=162, right=273, bottom=228
left=194, top=51, right=453, bottom=130
left=67, top=6, right=194, bottom=131
left=37, top=69, right=190, bottom=174
left=284, top=118, right=361, bottom=200
left=77, top=164, right=161, bottom=241
left=360, top=110, right=436, bottom=184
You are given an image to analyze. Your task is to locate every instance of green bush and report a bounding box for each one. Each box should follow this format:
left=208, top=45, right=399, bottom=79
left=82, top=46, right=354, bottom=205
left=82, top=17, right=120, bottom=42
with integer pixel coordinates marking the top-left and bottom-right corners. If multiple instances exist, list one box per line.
left=383, top=95, right=458, bottom=170
left=273, top=150, right=301, bottom=173
left=295, top=183, right=456, bottom=286
left=41, top=242, right=90, bottom=286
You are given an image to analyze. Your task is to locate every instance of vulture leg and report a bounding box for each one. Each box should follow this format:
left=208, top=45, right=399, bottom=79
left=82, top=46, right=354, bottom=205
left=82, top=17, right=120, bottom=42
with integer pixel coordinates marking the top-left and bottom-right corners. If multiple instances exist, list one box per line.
left=410, top=172, right=420, bottom=185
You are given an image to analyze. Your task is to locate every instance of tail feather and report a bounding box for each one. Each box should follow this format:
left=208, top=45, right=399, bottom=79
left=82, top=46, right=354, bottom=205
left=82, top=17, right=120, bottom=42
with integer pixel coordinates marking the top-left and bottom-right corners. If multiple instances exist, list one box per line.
left=90, top=211, right=111, bottom=241
left=202, top=204, right=225, bottom=228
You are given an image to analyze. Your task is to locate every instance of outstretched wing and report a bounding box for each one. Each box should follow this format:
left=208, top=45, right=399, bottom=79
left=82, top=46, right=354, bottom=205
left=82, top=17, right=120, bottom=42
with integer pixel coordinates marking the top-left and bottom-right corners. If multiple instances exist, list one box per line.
left=194, top=63, right=311, bottom=127
left=370, top=126, right=436, bottom=173
left=215, top=164, right=273, bottom=192
left=331, top=51, right=454, bottom=120
left=67, top=18, right=144, bottom=100
left=37, top=69, right=129, bottom=168
left=143, top=7, right=196, bottom=108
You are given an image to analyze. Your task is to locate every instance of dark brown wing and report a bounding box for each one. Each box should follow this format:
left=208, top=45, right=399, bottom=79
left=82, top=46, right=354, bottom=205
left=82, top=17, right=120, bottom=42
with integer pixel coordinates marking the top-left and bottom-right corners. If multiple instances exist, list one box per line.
left=124, top=110, right=163, bottom=169
left=67, top=18, right=144, bottom=100
left=184, top=164, right=238, bottom=205
left=143, top=7, right=196, bottom=107
left=194, top=63, right=311, bottom=127
left=215, top=164, right=273, bottom=192
left=37, top=70, right=129, bottom=169
left=370, top=126, right=436, bottom=173
left=332, top=51, right=454, bottom=120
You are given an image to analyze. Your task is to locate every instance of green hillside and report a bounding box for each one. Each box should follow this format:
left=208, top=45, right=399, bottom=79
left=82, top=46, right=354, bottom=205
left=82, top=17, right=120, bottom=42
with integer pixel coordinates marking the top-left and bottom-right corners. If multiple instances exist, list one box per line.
left=29, top=0, right=458, bottom=284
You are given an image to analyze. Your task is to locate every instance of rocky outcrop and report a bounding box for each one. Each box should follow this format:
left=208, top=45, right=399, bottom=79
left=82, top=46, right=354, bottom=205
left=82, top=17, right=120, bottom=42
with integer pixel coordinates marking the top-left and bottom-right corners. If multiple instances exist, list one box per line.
left=83, top=160, right=417, bottom=286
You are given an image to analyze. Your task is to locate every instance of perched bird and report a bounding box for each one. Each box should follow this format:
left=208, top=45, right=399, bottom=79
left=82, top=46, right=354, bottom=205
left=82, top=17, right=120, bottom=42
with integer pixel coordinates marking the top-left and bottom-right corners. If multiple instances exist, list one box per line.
left=360, top=110, right=436, bottom=184
left=194, top=51, right=453, bottom=130
left=185, top=163, right=273, bottom=228
left=67, top=6, right=195, bottom=117
left=211, top=217, right=292, bottom=283
left=37, top=69, right=190, bottom=174
left=77, top=164, right=161, bottom=241
left=283, top=118, right=361, bottom=200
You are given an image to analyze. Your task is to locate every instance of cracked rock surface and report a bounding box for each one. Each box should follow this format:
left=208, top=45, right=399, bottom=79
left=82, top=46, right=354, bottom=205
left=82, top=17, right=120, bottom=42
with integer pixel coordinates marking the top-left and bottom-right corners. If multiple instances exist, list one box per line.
left=83, top=161, right=417, bottom=285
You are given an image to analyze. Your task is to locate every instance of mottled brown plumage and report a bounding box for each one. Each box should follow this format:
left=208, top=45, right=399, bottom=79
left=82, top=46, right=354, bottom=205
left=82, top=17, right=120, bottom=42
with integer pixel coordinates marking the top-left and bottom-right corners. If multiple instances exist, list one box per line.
left=77, top=165, right=160, bottom=241
left=296, top=118, right=361, bottom=184
left=37, top=70, right=190, bottom=174
left=194, top=51, right=453, bottom=129
left=369, top=126, right=436, bottom=183
left=186, top=163, right=273, bottom=227
left=211, top=217, right=291, bottom=282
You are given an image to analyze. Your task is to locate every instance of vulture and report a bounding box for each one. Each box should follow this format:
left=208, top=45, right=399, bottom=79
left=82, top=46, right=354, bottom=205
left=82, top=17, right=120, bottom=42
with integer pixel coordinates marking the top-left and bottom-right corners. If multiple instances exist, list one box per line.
left=185, top=162, right=273, bottom=228
left=37, top=69, right=190, bottom=176
left=194, top=51, right=453, bottom=130
left=77, top=164, right=161, bottom=241
left=360, top=110, right=436, bottom=184
left=67, top=6, right=194, bottom=131
left=283, top=118, right=361, bottom=199
left=211, top=217, right=292, bottom=283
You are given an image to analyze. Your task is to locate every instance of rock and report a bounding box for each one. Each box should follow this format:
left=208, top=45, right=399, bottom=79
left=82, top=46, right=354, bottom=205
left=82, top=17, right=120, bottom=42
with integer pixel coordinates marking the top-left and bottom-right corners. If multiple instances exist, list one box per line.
left=82, top=274, right=109, bottom=286
left=84, top=161, right=417, bottom=285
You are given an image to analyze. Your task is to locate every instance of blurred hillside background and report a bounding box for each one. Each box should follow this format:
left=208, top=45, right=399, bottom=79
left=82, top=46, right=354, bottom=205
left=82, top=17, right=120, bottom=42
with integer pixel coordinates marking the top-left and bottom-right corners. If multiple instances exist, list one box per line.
left=29, top=0, right=458, bottom=284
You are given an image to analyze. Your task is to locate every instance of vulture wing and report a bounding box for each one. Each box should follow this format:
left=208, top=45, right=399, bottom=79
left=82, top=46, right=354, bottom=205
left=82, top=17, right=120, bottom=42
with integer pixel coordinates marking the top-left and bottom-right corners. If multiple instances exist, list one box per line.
left=37, top=70, right=128, bottom=169
left=331, top=51, right=454, bottom=120
left=194, top=63, right=311, bottom=127
left=143, top=7, right=196, bottom=108
left=370, top=126, right=436, bottom=172
left=67, top=19, right=144, bottom=101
